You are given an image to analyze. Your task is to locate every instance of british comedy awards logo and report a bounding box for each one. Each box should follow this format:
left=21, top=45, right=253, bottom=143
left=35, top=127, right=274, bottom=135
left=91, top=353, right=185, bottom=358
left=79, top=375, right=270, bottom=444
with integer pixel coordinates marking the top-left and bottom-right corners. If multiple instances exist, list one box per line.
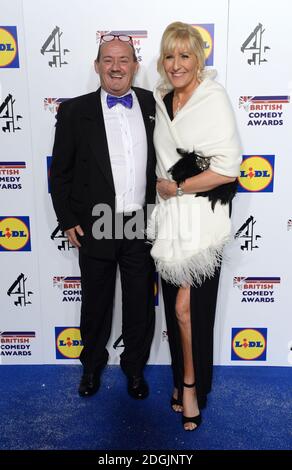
left=238, top=155, right=274, bottom=192
left=233, top=277, right=280, bottom=303
left=239, top=95, right=290, bottom=126
left=0, top=217, right=31, bottom=252
left=231, top=328, right=267, bottom=361
left=55, top=327, right=83, bottom=359
left=44, top=98, right=69, bottom=115
left=96, top=30, right=147, bottom=62
left=192, top=24, right=214, bottom=66
left=53, top=276, right=81, bottom=302
left=0, top=26, right=19, bottom=68
left=0, top=331, right=35, bottom=357
left=0, top=161, right=26, bottom=191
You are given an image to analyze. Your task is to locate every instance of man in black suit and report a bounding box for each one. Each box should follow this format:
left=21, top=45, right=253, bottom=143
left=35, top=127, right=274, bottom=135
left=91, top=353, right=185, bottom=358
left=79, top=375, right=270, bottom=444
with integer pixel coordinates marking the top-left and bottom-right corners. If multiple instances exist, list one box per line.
left=50, top=34, right=156, bottom=399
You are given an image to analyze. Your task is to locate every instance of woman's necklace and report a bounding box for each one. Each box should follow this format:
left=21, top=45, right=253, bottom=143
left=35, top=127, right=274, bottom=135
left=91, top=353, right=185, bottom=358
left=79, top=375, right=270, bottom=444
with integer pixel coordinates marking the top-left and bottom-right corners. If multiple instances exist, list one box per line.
left=173, top=80, right=201, bottom=117
left=173, top=94, right=182, bottom=116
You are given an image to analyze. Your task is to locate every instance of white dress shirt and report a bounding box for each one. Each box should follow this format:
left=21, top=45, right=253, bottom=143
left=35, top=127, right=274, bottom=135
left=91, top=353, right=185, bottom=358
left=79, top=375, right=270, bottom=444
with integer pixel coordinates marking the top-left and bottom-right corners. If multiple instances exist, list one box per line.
left=100, top=88, right=148, bottom=213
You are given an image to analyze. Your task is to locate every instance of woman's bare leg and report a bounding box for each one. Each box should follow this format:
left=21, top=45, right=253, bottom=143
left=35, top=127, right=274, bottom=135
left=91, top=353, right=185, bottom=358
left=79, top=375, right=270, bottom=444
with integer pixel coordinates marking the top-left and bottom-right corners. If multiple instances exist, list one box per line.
left=176, top=286, right=200, bottom=430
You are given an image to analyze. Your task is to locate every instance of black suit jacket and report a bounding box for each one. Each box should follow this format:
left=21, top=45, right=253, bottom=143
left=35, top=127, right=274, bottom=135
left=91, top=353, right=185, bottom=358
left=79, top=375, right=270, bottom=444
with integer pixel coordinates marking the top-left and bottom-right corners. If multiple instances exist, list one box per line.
left=50, top=87, right=156, bottom=259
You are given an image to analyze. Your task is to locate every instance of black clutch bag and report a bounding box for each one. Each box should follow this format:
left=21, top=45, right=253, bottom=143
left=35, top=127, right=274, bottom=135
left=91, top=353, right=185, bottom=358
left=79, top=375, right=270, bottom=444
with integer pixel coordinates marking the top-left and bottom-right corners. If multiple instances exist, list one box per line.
left=168, top=148, right=238, bottom=211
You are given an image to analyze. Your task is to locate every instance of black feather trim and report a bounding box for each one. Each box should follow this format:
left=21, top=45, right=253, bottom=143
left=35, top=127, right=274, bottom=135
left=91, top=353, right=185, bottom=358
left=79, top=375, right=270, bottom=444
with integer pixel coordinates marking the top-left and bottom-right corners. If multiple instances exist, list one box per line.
left=168, top=148, right=238, bottom=211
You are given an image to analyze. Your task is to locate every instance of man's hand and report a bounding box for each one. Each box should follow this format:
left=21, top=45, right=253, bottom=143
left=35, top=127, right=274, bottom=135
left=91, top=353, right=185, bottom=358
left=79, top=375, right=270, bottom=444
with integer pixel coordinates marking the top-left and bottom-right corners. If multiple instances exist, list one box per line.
left=157, top=178, right=177, bottom=200
left=65, top=225, right=84, bottom=248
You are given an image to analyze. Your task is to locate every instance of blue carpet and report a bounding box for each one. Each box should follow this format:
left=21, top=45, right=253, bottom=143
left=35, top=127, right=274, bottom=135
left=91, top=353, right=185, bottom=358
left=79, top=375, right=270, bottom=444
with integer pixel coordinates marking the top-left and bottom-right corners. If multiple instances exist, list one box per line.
left=0, top=365, right=291, bottom=451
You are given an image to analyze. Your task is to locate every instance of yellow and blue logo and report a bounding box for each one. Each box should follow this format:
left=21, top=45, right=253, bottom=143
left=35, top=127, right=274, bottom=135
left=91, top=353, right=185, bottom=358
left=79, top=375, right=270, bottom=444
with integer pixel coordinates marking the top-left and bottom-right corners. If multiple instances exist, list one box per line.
left=0, top=26, right=19, bottom=68
left=192, top=24, right=214, bottom=66
left=238, top=155, right=274, bottom=192
left=55, top=327, right=83, bottom=359
left=231, top=328, right=267, bottom=361
left=0, top=216, right=31, bottom=251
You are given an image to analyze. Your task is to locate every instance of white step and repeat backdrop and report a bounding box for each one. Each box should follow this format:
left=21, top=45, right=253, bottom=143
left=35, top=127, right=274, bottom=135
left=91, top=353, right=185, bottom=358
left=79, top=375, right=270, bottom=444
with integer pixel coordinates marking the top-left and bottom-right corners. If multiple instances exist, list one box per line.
left=1, top=0, right=292, bottom=367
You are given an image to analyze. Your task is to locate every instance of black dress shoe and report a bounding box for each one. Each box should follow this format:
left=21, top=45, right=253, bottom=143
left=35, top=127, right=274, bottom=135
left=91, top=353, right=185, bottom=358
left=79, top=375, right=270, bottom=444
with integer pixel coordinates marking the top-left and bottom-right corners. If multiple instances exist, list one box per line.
left=78, top=371, right=101, bottom=397
left=127, top=375, right=149, bottom=399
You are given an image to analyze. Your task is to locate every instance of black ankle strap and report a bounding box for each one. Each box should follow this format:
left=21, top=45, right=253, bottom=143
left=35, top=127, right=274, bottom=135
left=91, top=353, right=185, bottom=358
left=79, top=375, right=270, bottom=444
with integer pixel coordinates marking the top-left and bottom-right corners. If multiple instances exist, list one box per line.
left=183, top=382, right=195, bottom=388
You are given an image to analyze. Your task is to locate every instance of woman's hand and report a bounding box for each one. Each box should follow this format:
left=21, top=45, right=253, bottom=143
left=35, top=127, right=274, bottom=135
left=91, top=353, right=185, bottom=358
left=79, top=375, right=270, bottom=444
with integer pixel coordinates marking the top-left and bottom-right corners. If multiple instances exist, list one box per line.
left=157, top=178, right=177, bottom=200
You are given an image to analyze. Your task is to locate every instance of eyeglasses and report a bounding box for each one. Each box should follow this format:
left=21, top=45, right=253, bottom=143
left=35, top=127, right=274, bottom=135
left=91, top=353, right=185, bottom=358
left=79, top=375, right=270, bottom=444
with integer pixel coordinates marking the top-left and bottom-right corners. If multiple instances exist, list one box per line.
left=100, top=34, right=133, bottom=45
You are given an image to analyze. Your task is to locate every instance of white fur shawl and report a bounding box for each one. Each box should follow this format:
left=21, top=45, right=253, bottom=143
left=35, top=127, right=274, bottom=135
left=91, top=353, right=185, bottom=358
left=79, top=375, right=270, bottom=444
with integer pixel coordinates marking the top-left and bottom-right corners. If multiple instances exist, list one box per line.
left=147, top=70, right=242, bottom=286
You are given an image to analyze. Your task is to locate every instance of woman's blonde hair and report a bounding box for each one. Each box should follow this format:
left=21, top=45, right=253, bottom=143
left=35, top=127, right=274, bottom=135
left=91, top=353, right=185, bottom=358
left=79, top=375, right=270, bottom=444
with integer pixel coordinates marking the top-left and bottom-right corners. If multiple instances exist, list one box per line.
left=157, top=21, right=205, bottom=84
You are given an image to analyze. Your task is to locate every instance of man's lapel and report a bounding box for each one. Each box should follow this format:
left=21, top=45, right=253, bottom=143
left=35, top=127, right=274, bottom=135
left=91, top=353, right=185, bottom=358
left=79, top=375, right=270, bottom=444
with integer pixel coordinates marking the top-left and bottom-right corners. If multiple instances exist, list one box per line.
left=81, top=87, right=154, bottom=194
left=82, top=88, right=115, bottom=193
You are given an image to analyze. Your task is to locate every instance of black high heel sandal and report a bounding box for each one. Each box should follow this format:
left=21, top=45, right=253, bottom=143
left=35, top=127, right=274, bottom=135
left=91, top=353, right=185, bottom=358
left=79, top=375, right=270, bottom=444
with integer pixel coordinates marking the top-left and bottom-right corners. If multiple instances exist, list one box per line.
left=170, top=395, right=183, bottom=412
left=182, top=382, right=202, bottom=431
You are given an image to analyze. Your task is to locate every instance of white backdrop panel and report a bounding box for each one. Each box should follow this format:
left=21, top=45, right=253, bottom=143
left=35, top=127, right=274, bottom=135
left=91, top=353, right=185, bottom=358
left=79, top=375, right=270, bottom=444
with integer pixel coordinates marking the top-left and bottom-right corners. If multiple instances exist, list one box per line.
left=1, top=0, right=291, bottom=367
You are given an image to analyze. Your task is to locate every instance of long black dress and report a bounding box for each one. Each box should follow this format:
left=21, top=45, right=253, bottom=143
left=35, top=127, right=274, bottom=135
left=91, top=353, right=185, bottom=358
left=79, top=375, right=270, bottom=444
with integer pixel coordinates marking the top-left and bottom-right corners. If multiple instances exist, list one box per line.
left=161, top=91, right=221, bottom=409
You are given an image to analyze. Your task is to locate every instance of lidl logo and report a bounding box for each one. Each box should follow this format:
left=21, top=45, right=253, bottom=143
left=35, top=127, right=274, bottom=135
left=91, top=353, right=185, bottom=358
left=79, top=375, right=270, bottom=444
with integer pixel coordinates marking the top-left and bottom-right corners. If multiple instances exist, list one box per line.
left=238, top=155, right=274, bottom=192
left=231, top=328, right=267, bottom=361
left=192, top=24, right=214, bottom=66
left=0, top=26, right=19, bottom=68
left=0, top=216, right=31, bottom=251
left=55, top=327, right=83, bottom=359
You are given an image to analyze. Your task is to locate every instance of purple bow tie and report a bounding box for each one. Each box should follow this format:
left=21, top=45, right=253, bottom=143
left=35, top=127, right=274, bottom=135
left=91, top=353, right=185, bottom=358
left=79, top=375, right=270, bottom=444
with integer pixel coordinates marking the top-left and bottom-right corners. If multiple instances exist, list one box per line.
left=106, top=93, right=133, bottom=109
